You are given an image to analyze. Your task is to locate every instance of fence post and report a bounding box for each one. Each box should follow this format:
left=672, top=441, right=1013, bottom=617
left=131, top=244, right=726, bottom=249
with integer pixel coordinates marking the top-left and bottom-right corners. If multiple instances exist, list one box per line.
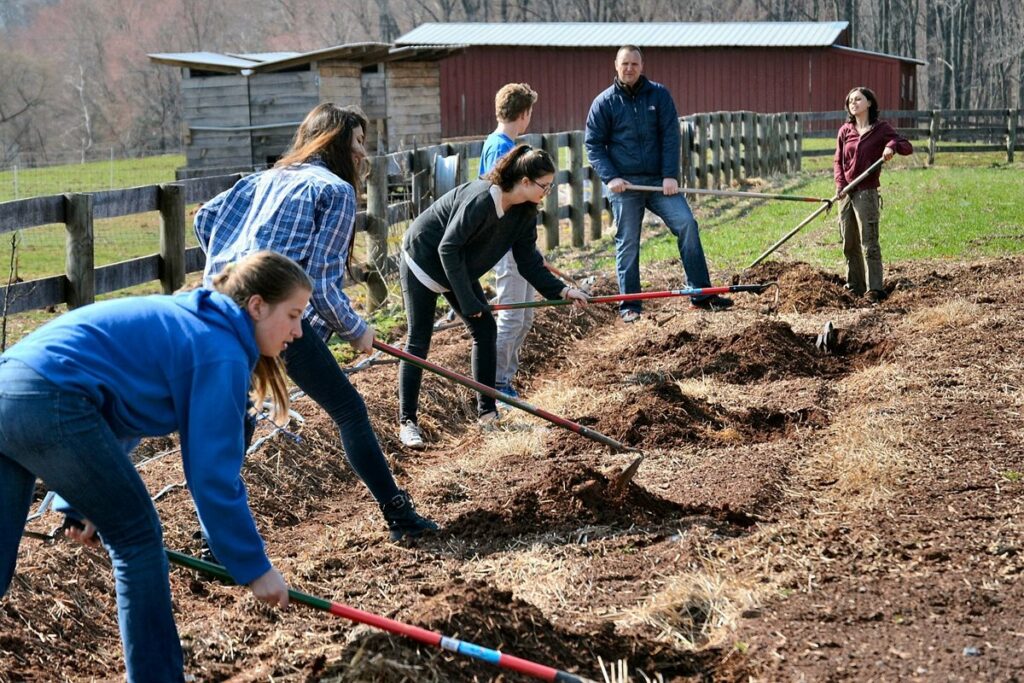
left=928, top=110, right=939, bottom=166
left=678, top=118, right=690, bottom=187
left=364, top=156, right=389, bottom=311
left=588, top=168, right=604, bottom=241
left=411, top=147, right=432, bottom=213
left=158, top=183, right=186, bottom=294
left=64, top=192, right=95, bottom=309
left=730, top=112, right=743, bottom=181
left=775, top=115, right=785, bottom=173
left=569, top=131, right=585, bottom=247
left=757, top=114, right=767, bottom=175
left=785, top=113, right=796, bottom=172
left=710, top=112, right=722, bottom=189
left=742, top=112, right=755, bottom=177
left=719, top=112, right=732, bottom=187
left=456, top=143, right=470, bottom=185
left=683, top=116, right=697, bottom=188
left=795, top=113, right=803, bottom=172
left=697, top=114, right=709, bottom=188
left=541, top=133, right=560, bottom=250
left=1007, top=109, right=1018, bottom=163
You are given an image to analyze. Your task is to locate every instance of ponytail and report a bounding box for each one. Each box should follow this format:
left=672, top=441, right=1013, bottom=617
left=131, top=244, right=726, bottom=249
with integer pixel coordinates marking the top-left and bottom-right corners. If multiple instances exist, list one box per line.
left=212, top=251, right=313, bottom=426
left=483, top=144, right=556, bottom=192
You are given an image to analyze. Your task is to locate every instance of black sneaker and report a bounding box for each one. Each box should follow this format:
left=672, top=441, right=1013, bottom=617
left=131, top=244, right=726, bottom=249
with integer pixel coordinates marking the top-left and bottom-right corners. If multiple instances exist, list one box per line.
left=380, top=490, right=439, bottom=541
left=690, top=295, right=734, bottom=311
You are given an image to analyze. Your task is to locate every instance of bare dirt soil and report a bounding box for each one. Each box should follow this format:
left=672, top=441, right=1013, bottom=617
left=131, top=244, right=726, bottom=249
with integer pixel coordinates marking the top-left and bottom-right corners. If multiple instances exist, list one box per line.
left=3, top=256, right=1022, bottom=682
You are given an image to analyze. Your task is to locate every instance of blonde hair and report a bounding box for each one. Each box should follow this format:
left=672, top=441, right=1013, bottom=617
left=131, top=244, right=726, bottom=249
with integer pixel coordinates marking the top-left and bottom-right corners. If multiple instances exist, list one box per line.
left=212, top=251, right=313, bottom=425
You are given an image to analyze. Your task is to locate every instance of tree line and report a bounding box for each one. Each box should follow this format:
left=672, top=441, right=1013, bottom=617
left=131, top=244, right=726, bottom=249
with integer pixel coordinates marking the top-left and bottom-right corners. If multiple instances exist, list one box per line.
left=0, top=0, right=1021, bottom=163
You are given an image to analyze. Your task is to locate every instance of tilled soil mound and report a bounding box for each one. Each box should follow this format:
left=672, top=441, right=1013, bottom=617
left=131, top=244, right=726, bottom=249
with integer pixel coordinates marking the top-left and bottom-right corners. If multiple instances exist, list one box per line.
left=747, top=261, right=860, bottom=311
left=441, top=463, right=688, bottom=545
left=672, top=320, right=838, bottom=383
left=313, top=582, right=723, bottom=682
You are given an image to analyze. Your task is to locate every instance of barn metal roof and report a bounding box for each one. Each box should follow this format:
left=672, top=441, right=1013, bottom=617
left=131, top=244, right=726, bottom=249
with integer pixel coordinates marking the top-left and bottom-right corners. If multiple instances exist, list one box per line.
left=396, top=21, right=851, bottom=48
left=149, top=43, right=464, bottom=74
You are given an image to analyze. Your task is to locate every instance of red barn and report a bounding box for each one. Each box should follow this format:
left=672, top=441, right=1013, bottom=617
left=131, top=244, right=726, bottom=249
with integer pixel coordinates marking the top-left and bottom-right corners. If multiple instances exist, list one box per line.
left=395, top=22, right=924, bottom=138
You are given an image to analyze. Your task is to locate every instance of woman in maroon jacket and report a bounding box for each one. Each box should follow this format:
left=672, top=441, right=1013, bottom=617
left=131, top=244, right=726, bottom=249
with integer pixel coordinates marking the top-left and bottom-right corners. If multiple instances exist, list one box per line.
left=834, top=87, right=912, bottom=303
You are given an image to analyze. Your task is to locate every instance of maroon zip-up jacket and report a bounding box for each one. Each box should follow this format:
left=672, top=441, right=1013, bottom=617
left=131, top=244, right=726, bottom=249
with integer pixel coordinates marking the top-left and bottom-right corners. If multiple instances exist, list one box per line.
left=833, top=120, right=912, bottom=194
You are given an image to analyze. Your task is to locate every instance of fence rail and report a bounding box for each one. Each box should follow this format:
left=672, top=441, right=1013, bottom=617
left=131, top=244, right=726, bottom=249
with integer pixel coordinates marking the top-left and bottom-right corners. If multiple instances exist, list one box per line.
left=1, top=108, right=1019, bottom=318
left=800, top=108, right=1021, bottom=164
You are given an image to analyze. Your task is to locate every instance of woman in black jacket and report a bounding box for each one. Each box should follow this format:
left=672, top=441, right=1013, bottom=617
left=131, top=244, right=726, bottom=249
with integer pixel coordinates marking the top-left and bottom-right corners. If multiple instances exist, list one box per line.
left=397, top=145, right=588, bottom=448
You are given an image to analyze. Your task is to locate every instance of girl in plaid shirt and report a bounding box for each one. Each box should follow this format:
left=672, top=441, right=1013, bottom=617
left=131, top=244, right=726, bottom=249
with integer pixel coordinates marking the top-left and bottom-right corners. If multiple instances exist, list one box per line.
left=196, top=104, right=437, bottom=541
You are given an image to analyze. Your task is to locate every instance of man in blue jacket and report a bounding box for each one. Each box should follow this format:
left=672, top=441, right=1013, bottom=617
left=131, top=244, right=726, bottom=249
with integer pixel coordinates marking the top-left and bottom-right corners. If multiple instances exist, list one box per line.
left=585, top=45, right=732, bottom=322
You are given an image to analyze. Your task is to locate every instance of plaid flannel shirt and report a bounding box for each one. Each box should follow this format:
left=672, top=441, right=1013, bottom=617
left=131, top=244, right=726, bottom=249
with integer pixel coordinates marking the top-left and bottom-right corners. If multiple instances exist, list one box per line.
left=194, top=161, right=367, bottom=343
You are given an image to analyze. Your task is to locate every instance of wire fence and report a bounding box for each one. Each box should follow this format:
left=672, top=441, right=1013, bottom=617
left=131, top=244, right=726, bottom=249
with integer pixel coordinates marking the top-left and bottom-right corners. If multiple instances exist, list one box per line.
left=0, top=149, right=186, bottom=283
left=0, top=149, right=184, bottom=202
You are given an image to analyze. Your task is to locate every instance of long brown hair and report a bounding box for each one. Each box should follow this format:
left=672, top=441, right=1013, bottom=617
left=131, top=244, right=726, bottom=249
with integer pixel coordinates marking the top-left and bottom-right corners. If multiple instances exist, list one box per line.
left=212, top=251, right=313, bottom=426
left=276, top=103, right=368, bottom=186
left=275, top=102, right=368, bottom=279
left=483, top=144, right=556, bottom=193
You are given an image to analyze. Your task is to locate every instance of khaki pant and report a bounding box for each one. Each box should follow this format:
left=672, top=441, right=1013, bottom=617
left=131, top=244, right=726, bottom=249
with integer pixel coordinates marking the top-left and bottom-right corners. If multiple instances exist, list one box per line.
left=839, top=188, right=882, bottom=295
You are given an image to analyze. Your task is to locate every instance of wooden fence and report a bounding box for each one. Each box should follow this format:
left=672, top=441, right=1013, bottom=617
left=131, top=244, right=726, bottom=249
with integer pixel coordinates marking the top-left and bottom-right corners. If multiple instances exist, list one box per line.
left=1, top=108, right=1019, bottom=318
left=800, top=109, right=1022, bottom=165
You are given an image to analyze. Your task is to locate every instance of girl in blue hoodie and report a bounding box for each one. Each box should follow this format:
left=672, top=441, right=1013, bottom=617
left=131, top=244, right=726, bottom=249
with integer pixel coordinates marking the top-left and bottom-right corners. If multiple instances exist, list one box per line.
left=0, top=250, right=312, bottom=683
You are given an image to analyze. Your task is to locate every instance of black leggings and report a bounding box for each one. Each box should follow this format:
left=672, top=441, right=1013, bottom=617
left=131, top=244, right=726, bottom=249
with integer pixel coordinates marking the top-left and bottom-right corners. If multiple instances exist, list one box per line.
left=399, top=258, right=497, bottom=424
left=280, top=318, right=401, bottom=504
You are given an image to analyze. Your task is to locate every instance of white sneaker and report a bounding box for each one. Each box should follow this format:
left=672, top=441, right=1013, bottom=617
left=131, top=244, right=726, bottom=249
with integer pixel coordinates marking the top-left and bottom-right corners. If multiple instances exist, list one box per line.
left=399, top=421, right=426, bottom=449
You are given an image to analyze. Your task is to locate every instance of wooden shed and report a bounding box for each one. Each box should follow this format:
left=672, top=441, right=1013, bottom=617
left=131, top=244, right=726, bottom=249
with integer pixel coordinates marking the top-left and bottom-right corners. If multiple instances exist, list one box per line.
left=149, top=43, right=461, bottom=176
left=394, top=22, right=925, bottom=138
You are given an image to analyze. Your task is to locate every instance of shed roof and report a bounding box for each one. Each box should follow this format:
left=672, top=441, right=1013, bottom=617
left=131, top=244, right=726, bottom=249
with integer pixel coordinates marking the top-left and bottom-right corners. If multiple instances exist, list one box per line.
left=396, top=21, right=851, bottom=48
left=148, top=42, right=463, bottom=74
left=146, top=51, right=262, bottom=73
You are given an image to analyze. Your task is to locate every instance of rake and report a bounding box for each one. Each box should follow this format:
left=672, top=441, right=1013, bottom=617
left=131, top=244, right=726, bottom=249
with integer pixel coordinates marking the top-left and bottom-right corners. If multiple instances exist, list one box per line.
left=746, top=156, right=886, bottom=269
left=624, top=184, right=830, bottom=204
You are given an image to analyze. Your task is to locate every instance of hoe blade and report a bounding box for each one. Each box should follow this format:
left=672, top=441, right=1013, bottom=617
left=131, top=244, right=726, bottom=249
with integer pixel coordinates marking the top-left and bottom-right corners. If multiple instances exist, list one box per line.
left=609, top=453, right=645, bottom=493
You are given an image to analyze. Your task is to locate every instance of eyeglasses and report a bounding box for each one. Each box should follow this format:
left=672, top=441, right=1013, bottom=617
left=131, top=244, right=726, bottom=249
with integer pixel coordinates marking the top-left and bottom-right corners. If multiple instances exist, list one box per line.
left=531, top=178, right=553, bottom=195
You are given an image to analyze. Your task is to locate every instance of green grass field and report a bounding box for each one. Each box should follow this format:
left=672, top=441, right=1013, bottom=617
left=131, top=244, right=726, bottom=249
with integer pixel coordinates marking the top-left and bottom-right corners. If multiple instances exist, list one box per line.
left=0, top=154, right=184, bottom=202
left=628, top=155, right=1024, bottom=277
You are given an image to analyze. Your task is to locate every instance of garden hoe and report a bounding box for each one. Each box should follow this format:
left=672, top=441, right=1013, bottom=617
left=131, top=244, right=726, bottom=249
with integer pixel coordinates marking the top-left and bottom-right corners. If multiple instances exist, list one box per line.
left=371, top=340, right=646, bottom=491
left=165, top=550, right=599, bottom=683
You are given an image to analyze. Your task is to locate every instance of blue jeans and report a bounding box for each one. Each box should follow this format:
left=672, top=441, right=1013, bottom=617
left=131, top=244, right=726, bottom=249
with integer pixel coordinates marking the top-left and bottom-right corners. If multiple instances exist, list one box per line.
left=399, top=258, right=497, bottom=423
left=493, top=250, right=535, bottom=387
left=283, top=319, right=400, bottom=505
left=608, top=183, right=713, bottom=314
left=0, top=359, right=184, bottom=683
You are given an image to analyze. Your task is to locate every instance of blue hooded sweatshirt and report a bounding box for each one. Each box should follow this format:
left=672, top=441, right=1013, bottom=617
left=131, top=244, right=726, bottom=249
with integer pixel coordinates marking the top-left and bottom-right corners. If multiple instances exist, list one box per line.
left=4, top=289, right=272, bottom=585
